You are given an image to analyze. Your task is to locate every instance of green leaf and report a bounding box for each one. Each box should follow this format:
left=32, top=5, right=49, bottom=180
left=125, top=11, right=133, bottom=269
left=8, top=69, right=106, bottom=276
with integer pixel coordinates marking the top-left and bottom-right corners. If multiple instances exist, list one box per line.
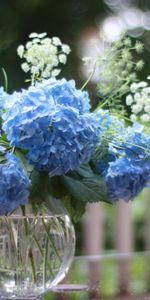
left=75, top=164, right=95, bottom=178
left=62, top=196, right=86, bottom=223
left=29, top=170, right=50, bottom=208
left=0, top=135, right=10, bottom=148
left=0, top=133, right=8, bottom=142
left=62, top=171, right=108, bottom=204
left=48, top=176, right=68, bottom=199
left=14, top=149, right=33, bottom=173
left=0, top=155, right=6, bottom=164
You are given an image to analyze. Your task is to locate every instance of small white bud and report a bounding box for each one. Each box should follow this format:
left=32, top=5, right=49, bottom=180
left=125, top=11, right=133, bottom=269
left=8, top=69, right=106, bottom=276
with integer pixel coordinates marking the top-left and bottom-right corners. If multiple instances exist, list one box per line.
left=134, top=92, right=141, bottom=102
left=29, top=32, right=38, bottom=38
left=21, top=62, right=30, bottom=73
left=140, top=114, right=150, bottom=122
left=135, top=41, right=144, bottom=53
left=38, top=32, right=47, bottom=38
left=17, top=45, right=24, bottom=58
left=144, top=105, right=150, bottom=113
left=62, top=44, right=71, bottom=54
left=58, top=54, right=67, bottom=64
left=52, top=37, right=62, bottom=46
left=143, top=87, right=150, bottom=94
left=131, top=104, right=143, bottom=114
left=137, top=81, right=148, bottom=88
left=51, top=68, right=61, bottom=77
left=126, top=94, right=133, bottom=106
left=26, top=41, right=32, bottom=49
left=130, top=114, right=137, bottom=122
left=31, top=66, right=39, bottom=74
left=42, top=70, right=51, bottom=78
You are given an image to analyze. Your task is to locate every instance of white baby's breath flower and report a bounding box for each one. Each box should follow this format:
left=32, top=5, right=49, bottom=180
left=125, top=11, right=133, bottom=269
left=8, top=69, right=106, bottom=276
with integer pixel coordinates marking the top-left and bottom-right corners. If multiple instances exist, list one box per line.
left=29, top=32, right=38, bottom=38
left=126, top=94, right=133, bottom=106
left=51, top=68, right=61, bottom=77
left=31, top=66, right=39, bottom=74
left=130, top=114, right=137, bottom=122
left=132, top=104, right=143, bottom=114
left=17, top=45, right=24, bottom=58
left=134, top=92, right=141, bottom=102
left=137, top=81, right=147, bottom=88
left=17, top=32, right=71, bottom=81
left=144, top=105, right=150, bottom=113
left=38, top=32, right=47, bottom=39
left=62, top=44, right=71, bottom=54
left=143, top=87, right=150, bottom=94
left=140, top=114, right=150, bottom=122
left=52, top=37, right=62, bottom=46
left=128, top=79, right=150, bottom=123
left=26, top=42, right=32, bottom=49
left=21, top=62, right=30, bottom=73
left=58, top=54, right=67, bottom=64
left=130, top=83, right=138, bottom=93
left=42, top=69, right=51, bottom=78
left=32, top=38, right=40, bottom=44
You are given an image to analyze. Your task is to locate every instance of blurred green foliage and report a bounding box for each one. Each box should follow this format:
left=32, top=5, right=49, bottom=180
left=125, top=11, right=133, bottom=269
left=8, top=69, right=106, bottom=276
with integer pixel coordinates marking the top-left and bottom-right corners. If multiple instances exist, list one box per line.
left=0, top=0, right=106, bottom=91
left=0, top=0, right=150, bottom=253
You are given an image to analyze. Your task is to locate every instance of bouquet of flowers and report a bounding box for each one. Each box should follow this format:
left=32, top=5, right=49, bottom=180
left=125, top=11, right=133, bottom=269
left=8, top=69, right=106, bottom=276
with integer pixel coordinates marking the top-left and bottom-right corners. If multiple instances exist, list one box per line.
left=0, top=32, right=150, bottom=222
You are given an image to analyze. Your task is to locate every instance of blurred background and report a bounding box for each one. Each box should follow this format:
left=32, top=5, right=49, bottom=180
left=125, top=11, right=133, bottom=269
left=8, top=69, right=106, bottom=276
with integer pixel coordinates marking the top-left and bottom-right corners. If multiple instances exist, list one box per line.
left=1, top=0, right=150, bottom=297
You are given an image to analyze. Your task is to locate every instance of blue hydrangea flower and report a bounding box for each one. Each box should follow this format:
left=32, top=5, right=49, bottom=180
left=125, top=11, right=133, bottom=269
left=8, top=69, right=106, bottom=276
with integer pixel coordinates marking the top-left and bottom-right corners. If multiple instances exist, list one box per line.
left=123, top=123, right=150, bottom=160
left=0, top=153, right=30, bottom=215
left=103, top=158, right=150, bottom=202
left=95, top=108, right=125, bottom=137
left=36, top=78, right=91, bottom=113
left=95, top=109, right=150, bottom=202
left=3, top=79, right=99, bottom=175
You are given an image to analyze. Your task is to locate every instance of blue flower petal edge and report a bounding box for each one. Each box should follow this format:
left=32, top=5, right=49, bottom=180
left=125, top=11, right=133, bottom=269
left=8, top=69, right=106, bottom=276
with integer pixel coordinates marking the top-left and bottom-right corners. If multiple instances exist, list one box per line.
left=0, top=153, right=30, bottom=215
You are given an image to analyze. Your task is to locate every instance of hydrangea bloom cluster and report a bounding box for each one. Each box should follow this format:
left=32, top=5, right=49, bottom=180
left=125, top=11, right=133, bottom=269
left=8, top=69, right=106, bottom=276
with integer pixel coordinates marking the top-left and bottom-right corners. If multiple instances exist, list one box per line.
left=95, top=109, right=150, bottom=202
left=123, top=123, right=150, bottom=159
left=3, top=78, right=99, bottom=176
left=104, top=158, right=150, bottom=202
left=17, top=32, right=71, bottom=81
left=95, top=108, right=125, bottom=137
left=126, top=79, right=150, bottom=123
left=37, top=78, right=91, bottom=114
left=0, top=153, right=30, bottom=215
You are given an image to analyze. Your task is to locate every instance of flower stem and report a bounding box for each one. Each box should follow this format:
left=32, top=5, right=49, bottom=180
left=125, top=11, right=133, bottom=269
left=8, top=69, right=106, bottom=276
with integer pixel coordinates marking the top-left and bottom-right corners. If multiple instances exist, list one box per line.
left=2, top=68, right=8, bottom=92
left=43, top=234, right=48, bottom=288
left=33, top=234, right=54, bottom=277
left=81, top=60, right=97, bottom=91
left=21, top=206, right=37, bottom=284
left=41, top=216, right=61, bottom=262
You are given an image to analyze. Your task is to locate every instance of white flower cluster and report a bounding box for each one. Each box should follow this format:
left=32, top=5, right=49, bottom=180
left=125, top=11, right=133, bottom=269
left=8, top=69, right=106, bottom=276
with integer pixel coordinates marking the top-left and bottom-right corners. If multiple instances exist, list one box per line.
left=81, top=35, right=144, bottom=117
left=126, top=78, right=150, bottom=123
left=17, top=32, right=71, bottom=81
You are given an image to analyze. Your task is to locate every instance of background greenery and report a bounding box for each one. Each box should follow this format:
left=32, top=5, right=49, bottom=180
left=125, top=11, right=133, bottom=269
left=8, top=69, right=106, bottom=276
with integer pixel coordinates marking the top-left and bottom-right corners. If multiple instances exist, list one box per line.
left=0, top=0, right=150, bottom=254
left=0, top=0, right=150, bottom=91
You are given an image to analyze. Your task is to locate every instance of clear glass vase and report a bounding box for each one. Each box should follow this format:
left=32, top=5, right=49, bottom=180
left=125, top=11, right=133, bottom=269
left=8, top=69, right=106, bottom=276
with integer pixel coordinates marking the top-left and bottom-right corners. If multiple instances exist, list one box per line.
left=0, top=198, right=75, bottom=299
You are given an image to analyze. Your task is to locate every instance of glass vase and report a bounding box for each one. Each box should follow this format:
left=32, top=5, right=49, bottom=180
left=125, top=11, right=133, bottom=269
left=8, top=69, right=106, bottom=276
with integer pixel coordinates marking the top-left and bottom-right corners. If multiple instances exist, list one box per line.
left=0, top=198, right=75, bottom=299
